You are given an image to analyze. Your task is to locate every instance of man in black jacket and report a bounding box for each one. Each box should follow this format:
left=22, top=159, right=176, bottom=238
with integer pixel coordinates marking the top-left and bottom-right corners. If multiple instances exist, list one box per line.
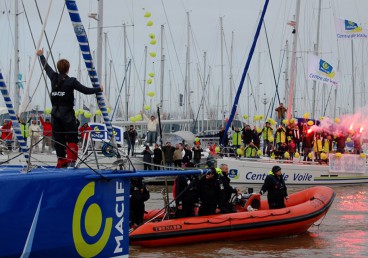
left=37, top=49, right=103, bottom=168
left=218, top=164, right=241, bottom=213
left=260, top=166, right=288, bottom=209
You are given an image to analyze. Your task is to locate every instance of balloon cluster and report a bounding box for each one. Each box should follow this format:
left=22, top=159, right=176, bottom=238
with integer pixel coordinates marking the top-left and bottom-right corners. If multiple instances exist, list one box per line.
left=143, top=10, right=156, bottom=108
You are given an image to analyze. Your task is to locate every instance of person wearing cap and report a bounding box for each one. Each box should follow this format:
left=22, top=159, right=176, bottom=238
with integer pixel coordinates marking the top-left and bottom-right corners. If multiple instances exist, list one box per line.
left=217, top=164, right=241, bottom=213
left=261, top=121, right=274, bottom=156
left=197, top=167, right=222, bottom=216
left=259, top=165, right=288, bottom=209
left=39, top=114, right=53, bottom=153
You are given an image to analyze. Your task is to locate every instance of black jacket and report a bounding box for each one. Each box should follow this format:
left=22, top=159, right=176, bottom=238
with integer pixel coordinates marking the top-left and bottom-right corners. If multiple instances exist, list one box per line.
left=40, top=55, right=101, bottom=119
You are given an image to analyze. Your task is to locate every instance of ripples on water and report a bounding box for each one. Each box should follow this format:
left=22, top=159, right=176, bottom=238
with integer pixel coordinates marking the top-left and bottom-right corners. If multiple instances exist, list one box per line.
left=130, top=185, right=368, bottom=257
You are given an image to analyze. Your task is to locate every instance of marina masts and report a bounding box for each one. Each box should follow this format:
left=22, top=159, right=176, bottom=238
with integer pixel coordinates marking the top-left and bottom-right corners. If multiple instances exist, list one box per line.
left=286, top=0, right=301, bottom=120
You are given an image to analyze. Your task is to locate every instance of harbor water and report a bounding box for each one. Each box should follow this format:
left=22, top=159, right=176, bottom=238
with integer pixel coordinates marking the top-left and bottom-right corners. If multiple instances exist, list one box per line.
left=130, top=184, right=368, bottom=257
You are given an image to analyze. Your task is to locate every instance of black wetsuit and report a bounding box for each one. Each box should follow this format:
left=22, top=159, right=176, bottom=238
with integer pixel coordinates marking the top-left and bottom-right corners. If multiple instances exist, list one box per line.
left=39, top=55, right=101, bottom=160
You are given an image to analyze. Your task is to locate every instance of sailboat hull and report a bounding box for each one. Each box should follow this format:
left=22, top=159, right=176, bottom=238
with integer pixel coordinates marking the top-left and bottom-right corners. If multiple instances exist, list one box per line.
left=221, top=155, right=368, bottom=185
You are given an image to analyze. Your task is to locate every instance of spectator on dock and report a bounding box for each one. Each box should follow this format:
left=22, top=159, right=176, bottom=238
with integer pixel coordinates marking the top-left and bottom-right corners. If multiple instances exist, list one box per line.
left=153, top=143, right=163, bottom=170
left=29, top=120, right=41, bottom=153
left=141, top=145, right=153, bottom=170
left=79, top=123, right=92, bottom=153
left=162, top=141, right=175, bottom=168
left=192, top=144, right=203, bottom=166
left=141, top=110, right=159, bottom=146
left=39, top=114, right=53, bottom=153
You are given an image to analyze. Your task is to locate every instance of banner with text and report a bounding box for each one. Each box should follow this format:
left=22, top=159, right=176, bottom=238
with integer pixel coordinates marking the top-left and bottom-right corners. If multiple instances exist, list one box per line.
left=335, top=17, right=368, bottom=39
left=307, top=54, right=339, bottom=86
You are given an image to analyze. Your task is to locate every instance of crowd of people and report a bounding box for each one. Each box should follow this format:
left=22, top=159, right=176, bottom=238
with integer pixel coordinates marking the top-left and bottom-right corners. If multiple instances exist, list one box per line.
left=216, top=104, right=363, bottom=162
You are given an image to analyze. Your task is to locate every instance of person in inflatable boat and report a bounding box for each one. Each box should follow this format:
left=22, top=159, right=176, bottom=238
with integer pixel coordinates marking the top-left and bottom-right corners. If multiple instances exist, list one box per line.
left=259, top=165, right=288, bottom=209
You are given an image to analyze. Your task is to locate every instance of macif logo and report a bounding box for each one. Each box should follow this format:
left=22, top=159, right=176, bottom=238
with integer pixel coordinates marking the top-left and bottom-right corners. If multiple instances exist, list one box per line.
left=319, top=60, right=335, bottom=79
left=73, top=182, right=112, bottom=257
left=344, top=19, right=362, bottom=32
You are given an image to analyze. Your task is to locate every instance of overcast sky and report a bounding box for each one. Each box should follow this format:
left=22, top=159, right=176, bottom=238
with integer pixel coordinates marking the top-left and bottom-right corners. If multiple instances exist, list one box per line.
left=0, top=0, right=368, bottom=121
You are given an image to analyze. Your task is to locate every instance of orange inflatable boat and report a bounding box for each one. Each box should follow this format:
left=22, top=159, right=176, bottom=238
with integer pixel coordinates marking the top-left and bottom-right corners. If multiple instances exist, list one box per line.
left=130, top=186, right=335, bottom=247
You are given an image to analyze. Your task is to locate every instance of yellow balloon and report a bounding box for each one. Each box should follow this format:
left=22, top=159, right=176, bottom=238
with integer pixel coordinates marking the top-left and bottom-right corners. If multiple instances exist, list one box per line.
left=334, top=118, right=340, bottom=123
left=243, top=114, right=249, bottom=119
left=144, top=105, right=151, bottom=111
left=270, top=119, right=277, bottom=126
left=295, top=152, right=300, bottom=158
left=307, top=120, right=314, bottom=126
left=95, top=109, right=102, bottom=116
left=270, top=153, right=275, bottom=159
left=303, top=112, right=310, bottom=119
left=147, top=78, right=152, bottom=84
left=321, top=153, right=327, bottom=160
left=78, top=109, right=84, bottom=114
left=236, top=148, right=243, bottom=155
left=149, top=33, right=155, bottom=39
left=289, top=118, right=295, bottom=124
left=147, top=20, right=153, bottom=26
left=335, top=152, right=342, bottom=158
left=195, top=137, right=200, bottom=142
left=308, top=152, right=313, bottom=159
left=84, top=112, right=92, bottom=119
left=283, top=119, right=289, bottom=125
left=257, top=150, right=263, bottom=156
left=107, top=107, right=111, bottom=114
left=215, top=147, right=220, bottom=153
left=360, top=153, right=366, bottom=159
left=319, top=116, right=324, bottom=121
left=45, top=108, right=51, bottom=115
left=149, top=52, right=156, bottom=58
left=144, top=12, right=151, bottom=18
left=147, top=91, right=155, bottom=97
left=256, top=127, right=262, bottom=133
left=148, top=72, right=155, bottom=77
left=346, top=137, right=351, bottom=142
left=284, top=151, right=290, bottom=159
left=150, top=39, right=157, bottom=45
left=259, top=115, right=264, bottom=120
left=75, top=110, right=79, bottom=116
left=135, top=114, right=142, bottom=121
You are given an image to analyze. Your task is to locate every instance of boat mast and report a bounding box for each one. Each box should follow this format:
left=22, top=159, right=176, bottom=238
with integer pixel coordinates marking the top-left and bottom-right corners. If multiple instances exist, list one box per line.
left=312, top=0, right=322, bottom=119
left=123, top=23, right=128, bottom=120
left=184, top=12, right=191, bottom=119
left=160, top=25, right=165, bottom=110
left=220, top=17, right=224, bottom=126
left=284, top=40, right=289, bottom=107
left=229, top=31, right=234, bottom=119
left=14, top=0, right=20, bottom=114
left=143, top=46, right=147, bottom=111
left=351, top=40, right=355, bottom=113
left=202, top=51, right=207, bottom=133
left=96, top=0, right=103, bottom=81
left=286, top=0, right=301, bottom=120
